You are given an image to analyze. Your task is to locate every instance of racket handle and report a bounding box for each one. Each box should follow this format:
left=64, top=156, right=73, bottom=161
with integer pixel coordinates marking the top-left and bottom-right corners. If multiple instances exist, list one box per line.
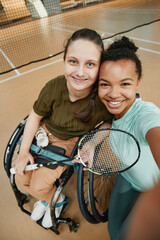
left=10, top=164, right=38, bottom=174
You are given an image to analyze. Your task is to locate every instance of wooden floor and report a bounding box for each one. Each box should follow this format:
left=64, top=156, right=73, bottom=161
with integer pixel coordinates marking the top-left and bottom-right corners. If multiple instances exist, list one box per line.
left=0, top=0, right=160, bottom=239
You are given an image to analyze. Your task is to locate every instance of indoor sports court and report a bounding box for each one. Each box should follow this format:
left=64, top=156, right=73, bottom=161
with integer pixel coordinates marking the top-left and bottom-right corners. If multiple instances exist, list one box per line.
left=0, top=0, right=160, bottom=239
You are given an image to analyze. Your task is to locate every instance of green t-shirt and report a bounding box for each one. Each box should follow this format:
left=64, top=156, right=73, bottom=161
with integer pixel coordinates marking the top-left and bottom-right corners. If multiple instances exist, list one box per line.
left=33, top=75, right=112, bottom=140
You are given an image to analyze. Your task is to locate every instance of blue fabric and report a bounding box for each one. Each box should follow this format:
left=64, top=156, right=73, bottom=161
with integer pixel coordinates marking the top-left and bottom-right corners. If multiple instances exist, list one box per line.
left=55, top=197, right=70, bottom=208
left=17, top=140, right=79, bottom=172
left=108, top=174, right=139, bottom=240
left=41, top=201, right=49, bottom=207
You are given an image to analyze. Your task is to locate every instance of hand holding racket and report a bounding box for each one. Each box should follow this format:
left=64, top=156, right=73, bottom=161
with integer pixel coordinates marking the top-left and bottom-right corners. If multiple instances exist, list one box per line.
left=10, top=128, right=140, bottom=175
left=77, top=128, right=140, bottom=175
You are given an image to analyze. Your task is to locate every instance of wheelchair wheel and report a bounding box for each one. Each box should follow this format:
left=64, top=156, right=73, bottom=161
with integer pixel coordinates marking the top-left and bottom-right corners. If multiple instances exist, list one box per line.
left=4, top=117, right=27, bottom=177
left=77, top=164, right=98, bottom=224
left=88, top=172, right=116, bottom=222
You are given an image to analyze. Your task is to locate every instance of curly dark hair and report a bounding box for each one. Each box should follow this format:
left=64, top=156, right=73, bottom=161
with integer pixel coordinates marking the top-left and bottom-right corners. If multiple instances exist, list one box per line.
left=101, top=36, right=142, bottom=79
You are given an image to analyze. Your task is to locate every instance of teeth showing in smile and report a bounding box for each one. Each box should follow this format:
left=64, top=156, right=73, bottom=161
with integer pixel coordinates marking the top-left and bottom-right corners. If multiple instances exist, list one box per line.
left=109, top=101, right=122, bottom=105
left=72, top=77, right=88, bottom=82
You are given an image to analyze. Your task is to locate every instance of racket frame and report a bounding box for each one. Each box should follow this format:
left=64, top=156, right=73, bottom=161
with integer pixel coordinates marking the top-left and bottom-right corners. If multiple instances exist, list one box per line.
left=77, top=128, right=141, bottom=175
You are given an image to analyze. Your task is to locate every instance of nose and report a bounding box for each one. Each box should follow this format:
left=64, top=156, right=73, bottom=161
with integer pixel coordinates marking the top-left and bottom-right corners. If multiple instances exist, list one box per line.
left=108, top=86, right=121, bottom=98
left=76, top=65, right=84, bottom=77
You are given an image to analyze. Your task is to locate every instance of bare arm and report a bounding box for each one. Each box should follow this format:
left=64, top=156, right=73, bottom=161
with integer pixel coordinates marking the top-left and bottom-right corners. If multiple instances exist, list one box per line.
left=15, top=108, right=43, bottom=175
left=146, top=126, right=160, bottom=169
left=99, top=122, right=111, bottom=129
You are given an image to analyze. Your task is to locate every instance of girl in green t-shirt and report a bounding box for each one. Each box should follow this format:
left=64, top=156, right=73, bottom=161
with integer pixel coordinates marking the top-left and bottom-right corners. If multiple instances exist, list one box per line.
left=15, top=28, right=112, bottom=228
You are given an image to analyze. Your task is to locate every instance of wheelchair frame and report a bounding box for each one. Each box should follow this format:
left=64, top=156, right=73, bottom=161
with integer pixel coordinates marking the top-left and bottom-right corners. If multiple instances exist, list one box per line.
left=4, top=116, right=109, bottom=235
left=4, top=116, right=79, bottom=235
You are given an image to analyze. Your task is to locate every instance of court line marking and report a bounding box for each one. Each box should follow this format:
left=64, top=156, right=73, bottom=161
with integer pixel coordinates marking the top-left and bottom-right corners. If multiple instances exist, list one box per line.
left=50, top=26, right=74, bottom=33
left=51, top=24, right=160, bottom=53
left=139, top=47, right=160, bottom=54
left=0, top=48, right=20, bottom=75
left=0, top=58, right=63, bottom=84
left=59, top=24, right=160, bottom=45
left=53, top=23, right=160, bottom=45
left=1, top=24, right=159, bottom=83
left=127, top=36, right=160, bottom=46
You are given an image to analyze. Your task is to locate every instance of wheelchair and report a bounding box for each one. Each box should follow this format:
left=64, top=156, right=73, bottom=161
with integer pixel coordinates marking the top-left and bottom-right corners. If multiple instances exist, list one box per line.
left=4, top=116, right=114, bottom=234
left=77, top=164, right=116, bottom=224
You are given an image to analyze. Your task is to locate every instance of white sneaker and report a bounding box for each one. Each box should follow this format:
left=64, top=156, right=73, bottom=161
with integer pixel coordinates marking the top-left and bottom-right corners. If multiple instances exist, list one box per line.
left=42, top=206, right=52, bottom=228
left=31, top=200, right=48, bottom=221
left=42, top=194, right=69, bottom=228
left=55, top=193, right=66, bottom=218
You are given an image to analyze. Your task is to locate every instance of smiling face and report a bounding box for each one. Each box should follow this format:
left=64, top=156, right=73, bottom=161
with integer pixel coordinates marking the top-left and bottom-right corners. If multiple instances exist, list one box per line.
left=98, top=59, right=140, bottom=119
left=64, top=39, right=101, bottom=101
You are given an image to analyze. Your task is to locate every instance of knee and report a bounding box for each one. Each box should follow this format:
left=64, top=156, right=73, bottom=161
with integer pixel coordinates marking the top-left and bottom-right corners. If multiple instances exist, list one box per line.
left=15, top=173, right=30, bottom=186
left=30, top=183, right=44, bottom=193
left=30, top=181, right=52, bottom=194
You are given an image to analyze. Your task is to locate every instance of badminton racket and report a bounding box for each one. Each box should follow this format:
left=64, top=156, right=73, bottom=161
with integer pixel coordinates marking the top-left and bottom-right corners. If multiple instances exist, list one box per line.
left=10, top=128, right=140, bottom=175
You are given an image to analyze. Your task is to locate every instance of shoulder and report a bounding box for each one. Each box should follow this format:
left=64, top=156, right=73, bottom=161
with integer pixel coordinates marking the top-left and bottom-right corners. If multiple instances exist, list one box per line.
left=36, top=75, right=66, bottom=101
left=46, top=75, right=66, bottom=87
left=138, top=100, right=160, bottom=118
left=128, top=98, right=160, bottom=120
left=44, top=75, right=67, bottom=95
left=136, top=100, right=160, bottom=137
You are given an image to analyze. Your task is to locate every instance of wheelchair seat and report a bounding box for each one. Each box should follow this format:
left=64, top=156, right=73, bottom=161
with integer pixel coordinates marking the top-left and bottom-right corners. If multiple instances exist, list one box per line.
left=3, top=116, right=79, bottom=235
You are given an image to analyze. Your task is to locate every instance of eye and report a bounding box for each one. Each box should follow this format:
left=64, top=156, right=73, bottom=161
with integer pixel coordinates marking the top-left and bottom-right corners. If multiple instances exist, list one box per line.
left=99, top=82, right=109, bottom=87
left=69, top=59, right=77, bottom=65
left=87, top=62, right=94, bottom=67
left=121, top=82, right=131, bottom=86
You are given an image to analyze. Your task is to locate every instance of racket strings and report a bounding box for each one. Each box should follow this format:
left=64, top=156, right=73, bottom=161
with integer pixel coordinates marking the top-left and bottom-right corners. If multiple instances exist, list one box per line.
left=79, top=129, right=139, bottom=175
left=92, top=137, right=121, bottom=174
